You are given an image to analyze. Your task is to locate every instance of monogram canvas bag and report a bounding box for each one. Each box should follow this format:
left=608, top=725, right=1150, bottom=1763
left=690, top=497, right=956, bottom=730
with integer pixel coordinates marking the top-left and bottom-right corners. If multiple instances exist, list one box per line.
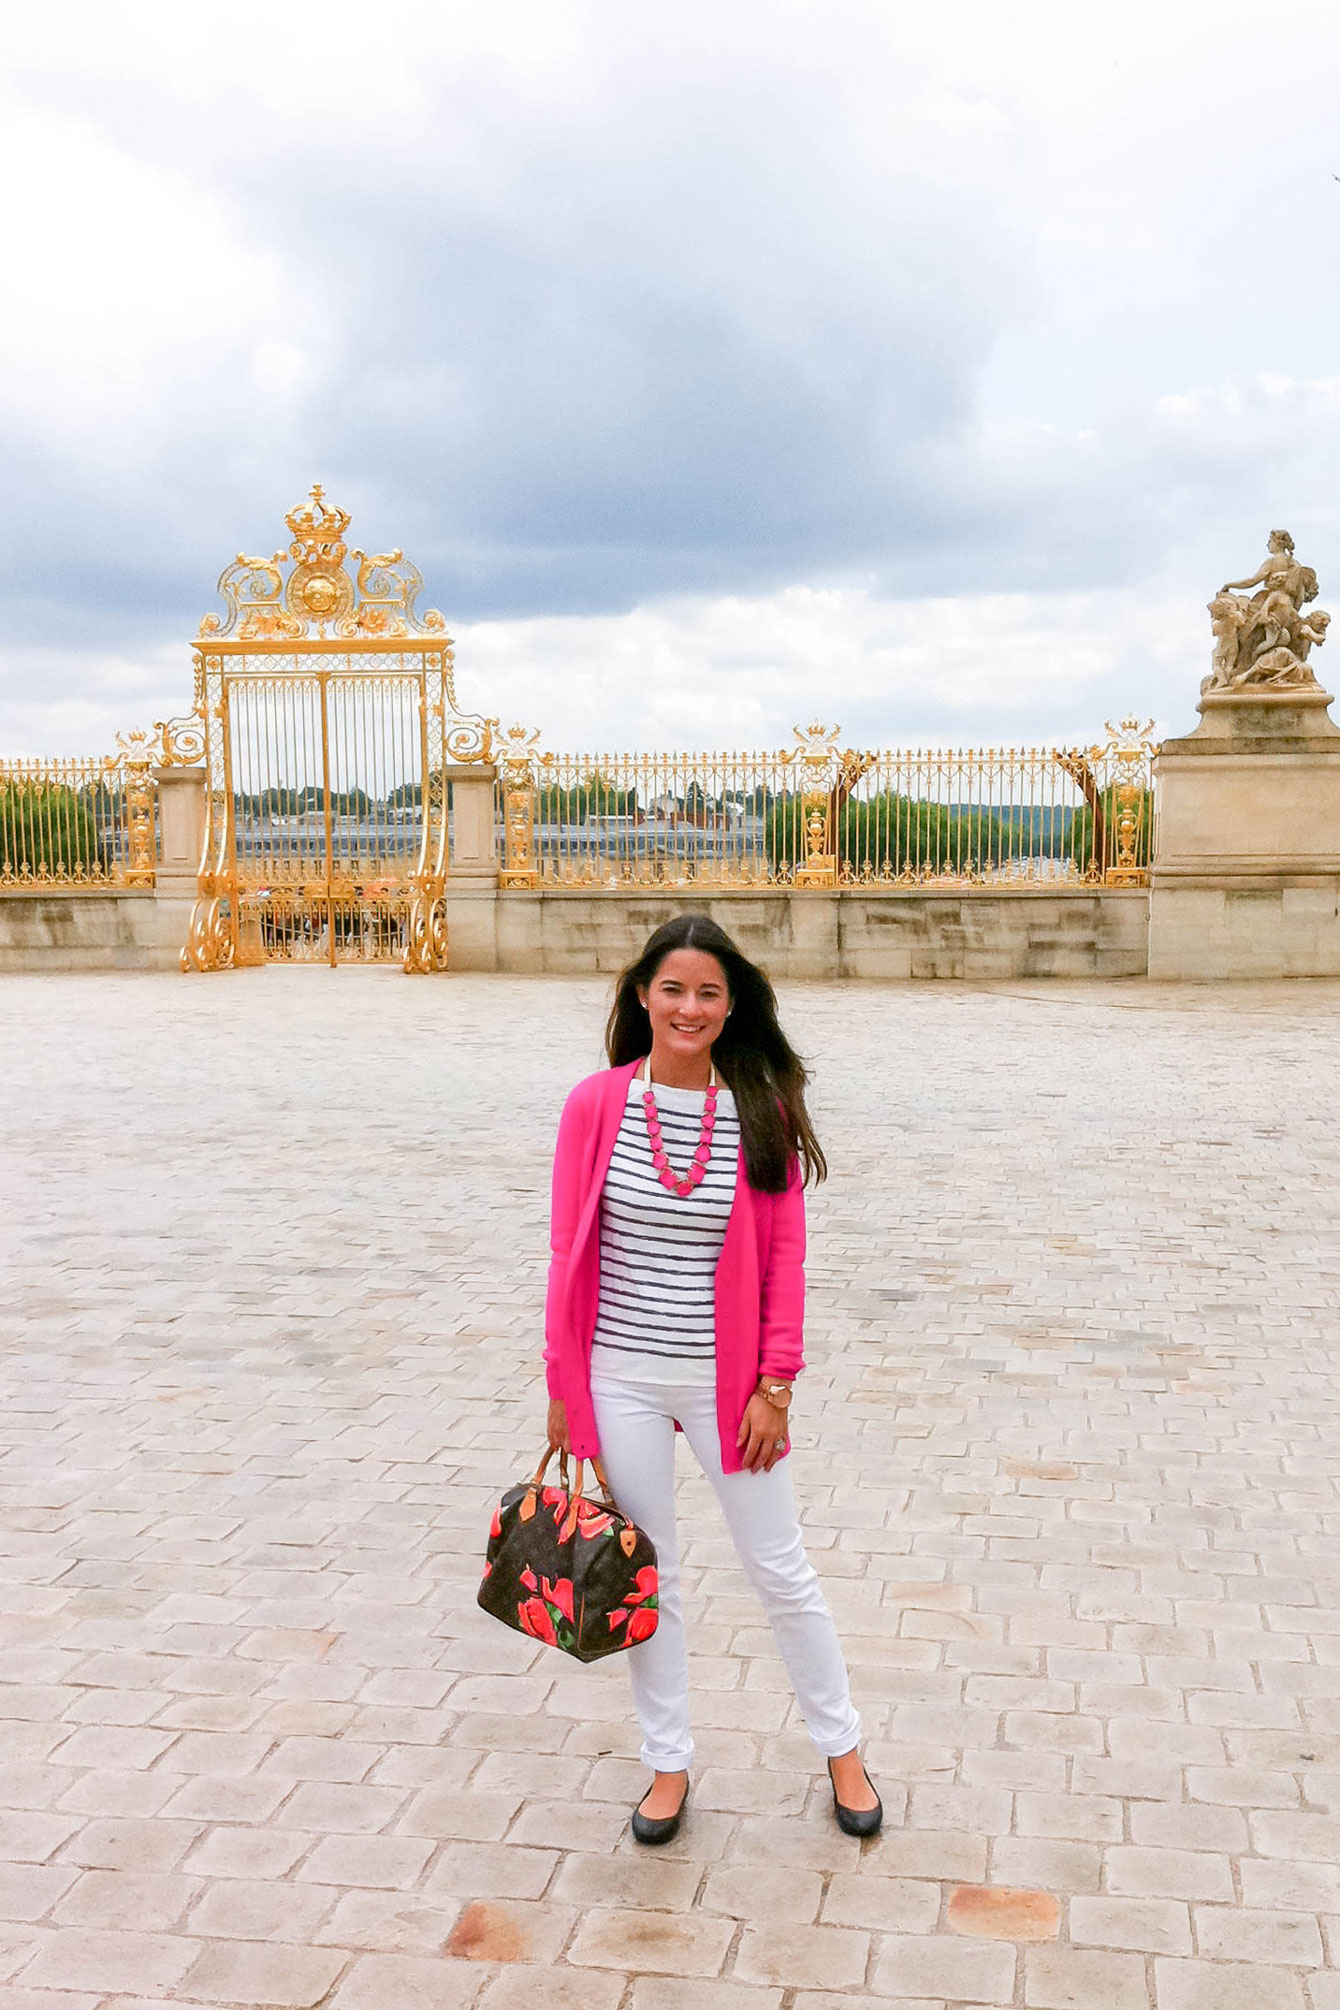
left=478, top=1448, right=659, bottom=1663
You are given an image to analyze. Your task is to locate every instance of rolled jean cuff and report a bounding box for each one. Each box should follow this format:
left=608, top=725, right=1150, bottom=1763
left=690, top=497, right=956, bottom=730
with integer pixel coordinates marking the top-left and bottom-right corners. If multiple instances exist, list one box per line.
left=640, top=1737, right=695, bottom=1772
left=810, top=1711, right=863, bottom=1761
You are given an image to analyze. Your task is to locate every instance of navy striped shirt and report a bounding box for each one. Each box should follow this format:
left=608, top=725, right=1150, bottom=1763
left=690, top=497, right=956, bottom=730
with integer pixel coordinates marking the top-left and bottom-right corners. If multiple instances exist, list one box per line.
left=589, top=1071, right=740, bottom=1386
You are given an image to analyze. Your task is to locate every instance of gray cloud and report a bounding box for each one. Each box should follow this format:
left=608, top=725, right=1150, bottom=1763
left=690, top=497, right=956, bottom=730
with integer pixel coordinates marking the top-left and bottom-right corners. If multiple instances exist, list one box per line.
left=4, top=0, right=1340, bottom=748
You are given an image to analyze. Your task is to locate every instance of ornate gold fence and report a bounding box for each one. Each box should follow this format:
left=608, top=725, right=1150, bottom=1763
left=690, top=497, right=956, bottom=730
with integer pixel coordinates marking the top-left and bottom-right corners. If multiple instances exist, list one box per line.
left=179, top=487, right=492, bottom=972
left=0, top=735, right=159, bottom=889
left=495, top=719, right=1155, bottom=890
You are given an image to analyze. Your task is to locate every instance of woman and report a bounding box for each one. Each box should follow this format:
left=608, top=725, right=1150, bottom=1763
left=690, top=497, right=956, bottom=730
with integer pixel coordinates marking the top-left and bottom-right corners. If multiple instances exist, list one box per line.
left=544, top=913, right=881, bottom=1845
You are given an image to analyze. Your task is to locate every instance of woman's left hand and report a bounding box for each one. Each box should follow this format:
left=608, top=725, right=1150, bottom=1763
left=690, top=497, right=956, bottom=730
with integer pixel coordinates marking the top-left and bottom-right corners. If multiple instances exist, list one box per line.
left=737, top=1393, right=788, bottom=1473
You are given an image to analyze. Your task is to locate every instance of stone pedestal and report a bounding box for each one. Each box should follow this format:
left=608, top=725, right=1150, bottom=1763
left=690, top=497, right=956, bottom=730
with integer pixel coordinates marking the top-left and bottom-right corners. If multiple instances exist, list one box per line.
left=152, top=765, right=208, bottom=967
left=446, top=764, right=497, bottom=878
left=1148, top=686, right=1340, bottom=978
left=444, top=763, right=500, bottom=969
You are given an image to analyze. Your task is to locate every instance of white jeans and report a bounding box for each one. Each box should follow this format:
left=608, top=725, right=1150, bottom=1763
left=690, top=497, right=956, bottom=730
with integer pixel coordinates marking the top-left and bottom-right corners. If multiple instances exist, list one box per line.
left=590, top=1373, right=862, bottom=1772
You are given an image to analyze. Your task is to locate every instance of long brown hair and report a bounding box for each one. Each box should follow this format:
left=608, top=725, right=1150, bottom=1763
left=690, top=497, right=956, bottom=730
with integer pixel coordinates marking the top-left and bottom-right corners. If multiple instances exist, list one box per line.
left=605, top=913, right=827, bottom=1192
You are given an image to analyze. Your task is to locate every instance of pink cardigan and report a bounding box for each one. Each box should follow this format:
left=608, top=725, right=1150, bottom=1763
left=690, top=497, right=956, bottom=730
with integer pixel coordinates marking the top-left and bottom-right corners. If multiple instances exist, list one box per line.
left=544, top=1059, right=807, bottom=1474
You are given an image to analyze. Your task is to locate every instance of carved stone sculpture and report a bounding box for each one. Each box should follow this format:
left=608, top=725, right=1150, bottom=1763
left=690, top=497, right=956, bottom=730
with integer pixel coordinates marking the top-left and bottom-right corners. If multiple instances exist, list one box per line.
left=1202, top=529, right=1330, bottom=693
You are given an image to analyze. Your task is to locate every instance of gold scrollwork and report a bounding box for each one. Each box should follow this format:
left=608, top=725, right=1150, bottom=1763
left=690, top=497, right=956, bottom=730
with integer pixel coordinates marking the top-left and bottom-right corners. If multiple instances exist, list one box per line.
left=199, top=486, right=456, bottom=645
left=1089, top=715, right=1156, bottom=888
left=498, top=724, right=543, bottom=889
left=109, top=731, right=157, bottom=885
left=404, top=891, right=449, bottom=973
left=780, top=721, right=841, bottom=887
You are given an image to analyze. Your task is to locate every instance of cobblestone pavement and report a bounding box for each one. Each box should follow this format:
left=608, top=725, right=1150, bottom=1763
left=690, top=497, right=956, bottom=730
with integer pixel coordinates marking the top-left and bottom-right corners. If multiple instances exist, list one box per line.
left=4, top=969, right=1340, bottom=2010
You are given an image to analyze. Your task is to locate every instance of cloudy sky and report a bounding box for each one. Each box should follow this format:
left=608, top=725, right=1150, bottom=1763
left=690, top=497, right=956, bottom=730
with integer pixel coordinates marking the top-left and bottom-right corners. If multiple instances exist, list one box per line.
left=4, top=0, right=1339, bottom=754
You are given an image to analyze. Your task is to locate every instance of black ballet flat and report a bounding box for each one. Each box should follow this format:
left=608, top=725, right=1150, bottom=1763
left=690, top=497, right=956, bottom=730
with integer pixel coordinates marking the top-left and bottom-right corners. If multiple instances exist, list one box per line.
left=828, top=1756, right=883, bottom=1838
left=630, top=1775, right=690, bottom=1846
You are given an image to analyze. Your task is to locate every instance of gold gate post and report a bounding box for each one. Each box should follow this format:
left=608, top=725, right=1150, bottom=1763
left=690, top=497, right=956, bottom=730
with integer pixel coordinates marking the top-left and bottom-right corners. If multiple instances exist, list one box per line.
left=498, top=726, right=543, bottom=889
left=786, top=723, right=841, bottom=887
left=110, top=732, right=158, bottom=886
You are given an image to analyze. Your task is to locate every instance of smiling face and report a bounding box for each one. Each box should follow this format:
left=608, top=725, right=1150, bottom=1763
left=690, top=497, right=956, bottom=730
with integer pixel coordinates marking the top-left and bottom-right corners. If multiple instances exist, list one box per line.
left=638, top=947, right=732, bottom=1076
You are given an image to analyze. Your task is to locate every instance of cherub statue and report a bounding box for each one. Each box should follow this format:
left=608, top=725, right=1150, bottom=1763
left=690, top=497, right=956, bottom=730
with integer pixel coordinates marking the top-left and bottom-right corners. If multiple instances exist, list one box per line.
left=1202, top=530, right=1329, bottom=691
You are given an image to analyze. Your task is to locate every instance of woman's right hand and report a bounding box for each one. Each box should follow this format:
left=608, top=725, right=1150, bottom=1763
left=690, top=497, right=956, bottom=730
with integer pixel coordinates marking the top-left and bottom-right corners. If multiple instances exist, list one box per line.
left=547, top=1399, right=571, bottom=1455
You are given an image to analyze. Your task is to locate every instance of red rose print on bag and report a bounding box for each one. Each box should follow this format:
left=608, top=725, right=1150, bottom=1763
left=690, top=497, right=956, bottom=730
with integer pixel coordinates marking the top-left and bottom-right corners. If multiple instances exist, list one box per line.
left=479, top=1451, right=660, bottom=1663
left=517, top=1597, right=558, bottom=1645
left=542, top=1575, right=575, bottom=1623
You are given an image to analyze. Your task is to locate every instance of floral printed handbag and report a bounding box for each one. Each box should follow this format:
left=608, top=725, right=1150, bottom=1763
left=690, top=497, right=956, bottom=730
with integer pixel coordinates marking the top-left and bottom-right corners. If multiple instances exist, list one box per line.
left=478, top=1447, right=659, bottom=1663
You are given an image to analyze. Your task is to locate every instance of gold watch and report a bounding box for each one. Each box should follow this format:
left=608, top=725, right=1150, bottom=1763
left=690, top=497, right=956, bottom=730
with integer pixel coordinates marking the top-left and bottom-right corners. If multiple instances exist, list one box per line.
left=758, top=1381, right=792, bottom=1408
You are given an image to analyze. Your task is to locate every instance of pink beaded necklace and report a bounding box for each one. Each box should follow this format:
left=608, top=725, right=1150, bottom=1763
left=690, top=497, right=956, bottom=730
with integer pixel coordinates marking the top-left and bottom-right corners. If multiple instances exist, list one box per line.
left=639, top=1055, right=718, bottom=1198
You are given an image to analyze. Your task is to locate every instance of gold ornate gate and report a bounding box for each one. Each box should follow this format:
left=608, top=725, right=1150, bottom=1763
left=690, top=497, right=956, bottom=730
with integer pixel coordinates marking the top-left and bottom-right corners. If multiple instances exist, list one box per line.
left=177, top=487, right=492, bottom=972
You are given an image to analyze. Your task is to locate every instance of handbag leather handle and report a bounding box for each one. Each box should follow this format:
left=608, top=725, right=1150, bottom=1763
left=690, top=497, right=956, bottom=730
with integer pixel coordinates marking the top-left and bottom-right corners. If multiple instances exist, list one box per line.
left=531, top=1445, right=615, bottom=1503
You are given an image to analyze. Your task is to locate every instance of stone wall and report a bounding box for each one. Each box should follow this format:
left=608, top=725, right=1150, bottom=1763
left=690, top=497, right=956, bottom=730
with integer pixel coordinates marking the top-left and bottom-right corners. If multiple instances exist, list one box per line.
left=0, top=890, right=193, bottom=972
left=1148, top=688, right=1340, bottom=980
left=447, top=884, right=1150, bottom=979
left=2, top=883, right=1150, bottom=978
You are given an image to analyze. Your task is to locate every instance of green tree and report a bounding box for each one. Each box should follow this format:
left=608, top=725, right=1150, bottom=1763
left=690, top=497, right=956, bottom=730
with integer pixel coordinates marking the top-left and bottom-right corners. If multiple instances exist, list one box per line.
left=764, top=790, right=1016, bottom=876
left=0, top=780, right=102, bottom=877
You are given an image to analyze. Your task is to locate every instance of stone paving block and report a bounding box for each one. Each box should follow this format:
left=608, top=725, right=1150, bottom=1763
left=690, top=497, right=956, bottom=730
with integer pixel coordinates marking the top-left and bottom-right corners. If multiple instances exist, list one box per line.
left=1105, top=1844, right=1236, bottom=1901
left=159, top=1774, right=293, bottom=1823
left=505, top=1800, right=627, bottom=1853
left=258, top=1737, right=385, bottom=1783
left=297, top=1833, right=435, bottom=1891
left=874, top=1930, right=1016, bottom=2003
left=731, top=1920, right=870, bottom=1989
left=1154, top=1957, right=1308, bottom=2010
left=1250, top=1809, right=1340, bottom=1859
left=396, top=1789, right=520, bottom=1843
left=0, top=1991, right=101, bottom=2010
left=628, top=1981, right=784, bottom=2010
left=54, top=1769, right=181, bottom=1818
left=947, top=1884, right=1060, bottom=1941
left=855, top=1828, right=988, bottom=1883
left=552, top=1851, right=699, bottom=1909
left=0, top=1940, right=42, bottom=1989
left=1025, top=1944, right=1148, bottom=2009
left=57, top=1819, right=201, bottom=1872
left=19, top=1927, right=201, bottom=1995
left=988, top=1837, right=1102, bottom=1894
left=792, top=1997, right=939, bottom=2010
left=51, top=1870, right=198, bottom=1932
left=273, top=1782, right=408, bottom=1834
left=820, top=1869, right=941, bottom=1933
left=479, top=1970, right=625, bottom=2010
left=444, top=1898, right=573, bottom=1965
left=1240, top=1857, right=1340, bottom=1911
left=335, top=1945, right=488, bottom=2010
left=1016, top=1791, right=1123, bottom=1841
left=156, top=1732, right=275, bottom=1774
left=0, top=1816, right=80, bottom=1865
left=183, top=1825, right=313, bottom=1879
left=187, top=1876, right=337, bottom=1942
left=1192, top=1905, right=1324, bottom=1965
left=426, top=1843, right=559, bottom=1901
left=180, top=1938, right=350, bottom=2005
left=568, top=1905, right=734, bottom=1974
left=1069, top=1893, right=1191, bottom=1954
left=0, top=1866, right=78, bottom=1923
left=315, top=1891, right=459, bottom=1954
left=1132, top=1801, right=1249, bottom=1851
